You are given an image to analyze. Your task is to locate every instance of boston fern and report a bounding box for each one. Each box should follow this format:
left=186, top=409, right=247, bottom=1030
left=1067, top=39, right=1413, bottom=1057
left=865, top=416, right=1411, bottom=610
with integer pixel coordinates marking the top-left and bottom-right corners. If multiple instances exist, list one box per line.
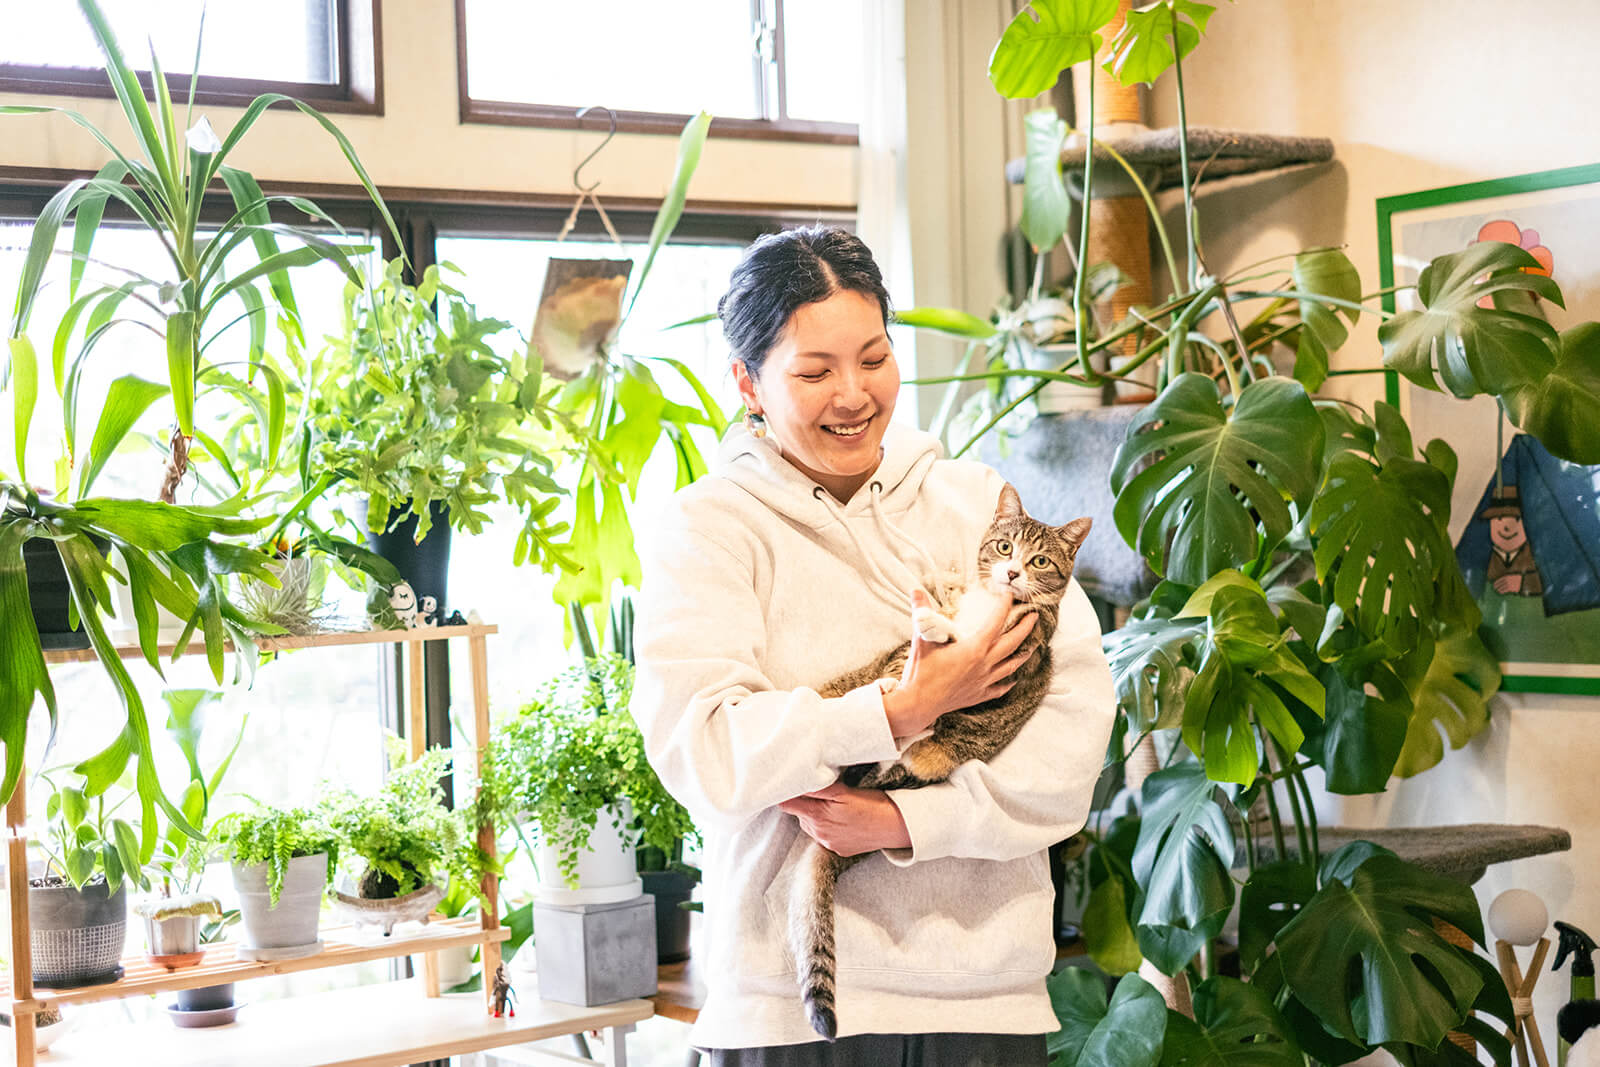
left=479, top=654, right=697, bottom=887
left=211, top=805, right=337, bottom=907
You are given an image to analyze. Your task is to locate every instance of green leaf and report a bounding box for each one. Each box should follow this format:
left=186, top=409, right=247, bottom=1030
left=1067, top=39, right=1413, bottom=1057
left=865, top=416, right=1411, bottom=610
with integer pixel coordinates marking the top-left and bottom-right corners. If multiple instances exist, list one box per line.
left=1104, top=612, right=1204, bottom=735
left=1103, top=0, right=1216, bottom=88
left=69, top=160, right=130, bottom=301
left=1300, top=664, right=1408, bottom=793
left=1310, top=451, right=1454, bottom=649
left=1393, top=627, right=1500, bottom=778
left=1237, top=861, right=1315, bottom=973
left=166, top=309, right=197, bottom=437
left=216, top=167, right=303, bottom=335
left=1289, top=249, right=1362, bottom=393
left=1111, top=374, right=1324, bottom=585
left=64, top=846, right=95, bottom=887
left=162, top=688, right=220, bottom=800
left=77, top=0, right=178, bottom=200
left=1047, top=968, right=1167, bottom=1067
left=0, top=524, right=58, bottom=809
left=9, top=178, right=91, bottom=335
left=625, top=112, right=711, bottom=321
left=1176, top=570, right=1262, bottom=620
left=1084, top=875, right=1143, bottom=975
left=989, top=0, right=1121, bottom=100
left=1379, top=242, right=1562, bottom=398
left=1022, top=109, right=1071, bottom=254
left=1132, top=764, right=1236, bottom=933
left=1277, top=853, right=1486, bottom=1048
left=60, top=785, right=89, bottom=830
left=112, top=817, right=144, bottom=889
left=894, top=307, right=998, bottom=340
left=1159, top=976, right=1302, bottom=1066
left=9, top=335, right=38, bottom=482
left=78, top=375, right=169, bottom=497
left=1502, top=320, right=1600, bottom=464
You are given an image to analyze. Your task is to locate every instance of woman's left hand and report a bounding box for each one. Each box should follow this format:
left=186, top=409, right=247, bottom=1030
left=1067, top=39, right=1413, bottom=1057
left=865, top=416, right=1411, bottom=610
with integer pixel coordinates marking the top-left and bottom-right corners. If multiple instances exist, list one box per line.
left=779, top=782, right=911, bottom=856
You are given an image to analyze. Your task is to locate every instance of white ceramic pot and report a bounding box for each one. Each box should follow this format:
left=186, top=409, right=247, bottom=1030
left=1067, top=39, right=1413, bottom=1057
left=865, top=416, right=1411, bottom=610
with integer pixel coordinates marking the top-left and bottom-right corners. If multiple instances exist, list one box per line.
left=535, top=802, right=641, bottom=906
left=411, top=943, right=476, bottom=989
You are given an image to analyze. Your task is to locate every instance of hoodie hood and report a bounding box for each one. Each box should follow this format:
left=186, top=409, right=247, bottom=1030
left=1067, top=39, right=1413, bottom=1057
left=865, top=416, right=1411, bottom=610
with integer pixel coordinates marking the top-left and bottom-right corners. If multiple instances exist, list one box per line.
left=715, top=420, right=944, bottom=529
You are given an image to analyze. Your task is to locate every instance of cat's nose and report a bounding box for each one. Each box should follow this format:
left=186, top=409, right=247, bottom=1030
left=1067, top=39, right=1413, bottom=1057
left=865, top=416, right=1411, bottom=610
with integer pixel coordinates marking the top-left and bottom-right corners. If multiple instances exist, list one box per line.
left=1006, top=566, right=1021, bottom=580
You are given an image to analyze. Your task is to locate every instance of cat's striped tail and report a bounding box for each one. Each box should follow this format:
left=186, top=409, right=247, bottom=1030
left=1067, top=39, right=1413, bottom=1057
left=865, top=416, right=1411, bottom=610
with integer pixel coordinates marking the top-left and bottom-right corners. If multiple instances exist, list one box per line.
left=789, top=843, right=858, bottom=1040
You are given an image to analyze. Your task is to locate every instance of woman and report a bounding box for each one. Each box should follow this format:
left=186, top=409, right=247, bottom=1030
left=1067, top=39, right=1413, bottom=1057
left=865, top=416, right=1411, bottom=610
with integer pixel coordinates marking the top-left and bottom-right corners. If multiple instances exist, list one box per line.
left=633, top=226, right=1116, bottom=1066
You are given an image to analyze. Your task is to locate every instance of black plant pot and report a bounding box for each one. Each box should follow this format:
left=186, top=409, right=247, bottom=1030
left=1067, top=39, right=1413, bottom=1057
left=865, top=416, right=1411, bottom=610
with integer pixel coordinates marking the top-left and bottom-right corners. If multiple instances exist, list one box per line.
left=23, top=538, right=89, bottom=651
left=640, top=869, right=695, bottom=964
left=174, top=982, right=235, bottom=1012
left=367, top=500, right=452, bottom=623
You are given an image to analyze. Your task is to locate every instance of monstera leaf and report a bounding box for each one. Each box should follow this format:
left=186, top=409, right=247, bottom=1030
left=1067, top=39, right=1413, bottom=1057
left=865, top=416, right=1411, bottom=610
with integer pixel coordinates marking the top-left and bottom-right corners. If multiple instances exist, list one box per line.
left=1379, top=241, right=1563, bottom=398
left=1392, top=626, right=1501, bottom=778
left=1047, top=968, right=1167, bottom=1067
left=1298, top=664, right=1409, bottom=793
left=1159, top=977, right=1302, bottom=1067
left=1022, top=109, right=1071, bottom=254
left=1111, top=374, right=1324, bottom=585
left=1237, top=861, right=1317, bottom=974
left=990, top=0, right=1121, bottom=99
left=1276, top=851, right=1487, bottom=1049
left=1502, top=320, right=1600, bottom=464
left=1132, top=764, right=1237, bottom=934
left=1310, top=450, right=1455, bottom=649
left=1289, top=248, right=1362, bottom=393
left=1103, top=0, right=1216, bottom=87
left=1104, top=611, right=1205, bottom=735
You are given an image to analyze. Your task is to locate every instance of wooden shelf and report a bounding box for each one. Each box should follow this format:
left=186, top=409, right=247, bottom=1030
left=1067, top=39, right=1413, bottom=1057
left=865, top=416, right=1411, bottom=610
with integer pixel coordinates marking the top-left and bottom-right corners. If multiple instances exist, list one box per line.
left=43, top=622, right=499, bottom=664
left=18, top=977, right=653, bottom=1067
left=3, top=917, right=508, bottom=1013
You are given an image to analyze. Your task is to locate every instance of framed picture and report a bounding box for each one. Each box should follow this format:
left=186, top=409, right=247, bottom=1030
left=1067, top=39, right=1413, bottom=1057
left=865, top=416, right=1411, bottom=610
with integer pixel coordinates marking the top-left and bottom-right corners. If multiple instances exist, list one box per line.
left=1377, top=163, right=1600, bottom=695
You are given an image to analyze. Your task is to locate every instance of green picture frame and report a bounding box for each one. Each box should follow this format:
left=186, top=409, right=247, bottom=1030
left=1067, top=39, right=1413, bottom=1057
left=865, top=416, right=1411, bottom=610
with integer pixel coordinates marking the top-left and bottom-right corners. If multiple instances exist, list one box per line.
left=1377, top=163, right=1600, bottom=696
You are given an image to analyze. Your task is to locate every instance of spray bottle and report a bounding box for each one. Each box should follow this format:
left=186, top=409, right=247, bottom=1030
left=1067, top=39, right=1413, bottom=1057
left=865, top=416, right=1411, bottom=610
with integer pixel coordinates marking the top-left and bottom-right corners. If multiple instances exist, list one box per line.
left=1555, top=921, right=1598, bottom=1066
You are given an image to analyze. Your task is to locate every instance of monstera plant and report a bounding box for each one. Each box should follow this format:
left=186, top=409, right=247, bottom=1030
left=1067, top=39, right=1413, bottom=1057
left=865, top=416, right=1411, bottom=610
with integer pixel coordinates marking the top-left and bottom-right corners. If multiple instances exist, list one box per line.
left=900, top=2, right=1600, bottom=1065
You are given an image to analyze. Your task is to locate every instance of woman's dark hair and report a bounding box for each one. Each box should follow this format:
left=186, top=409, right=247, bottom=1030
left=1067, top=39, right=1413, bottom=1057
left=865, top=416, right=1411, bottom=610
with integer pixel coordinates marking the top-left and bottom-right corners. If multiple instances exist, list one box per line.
left=717, top=226, right=891, bottom=379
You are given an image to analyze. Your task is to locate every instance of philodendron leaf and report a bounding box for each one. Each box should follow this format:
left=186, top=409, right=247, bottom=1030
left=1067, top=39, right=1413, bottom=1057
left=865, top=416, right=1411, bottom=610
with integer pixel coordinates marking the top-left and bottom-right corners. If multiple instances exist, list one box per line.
left=1022, top=108, right=1071, bottom=254
left=1047, top=968, right=1167, bottom=1067
left=989, top=0, right=1121, bottom=99
left=1379, top=241, right=1562, bottom=398
left=1159, top=976, right=1302, bottom=1066
left=1502, top=320, right=1600, bottom=464
left=1111, top=374, right=1324, bottom=585
left=1392, top=627, right=1501, bottom=778
left=1290, top=248, right=1362, bottom=393
left=1132, top=764, right=1237, bottom=933
left=1103, top=0, right=1217, bottom=88
left=1310, top=450, right=1453, bottom=649
left=1276, top=852, right=1486, bottom=1049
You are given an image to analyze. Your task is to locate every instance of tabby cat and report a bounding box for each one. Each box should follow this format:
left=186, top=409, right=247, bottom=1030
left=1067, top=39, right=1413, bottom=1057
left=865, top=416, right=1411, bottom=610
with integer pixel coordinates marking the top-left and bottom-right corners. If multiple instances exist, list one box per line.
left=789, top=484, right=1092, bottom=1039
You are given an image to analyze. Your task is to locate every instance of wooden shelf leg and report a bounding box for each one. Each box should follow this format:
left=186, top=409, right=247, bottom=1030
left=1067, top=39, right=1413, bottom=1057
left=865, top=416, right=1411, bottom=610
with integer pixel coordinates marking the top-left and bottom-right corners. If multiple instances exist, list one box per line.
left=469, top=633, right=504, bottom=1015
left=421, top=948, right=441, bottom=997
left=8, top=770, right=36, bottom=1067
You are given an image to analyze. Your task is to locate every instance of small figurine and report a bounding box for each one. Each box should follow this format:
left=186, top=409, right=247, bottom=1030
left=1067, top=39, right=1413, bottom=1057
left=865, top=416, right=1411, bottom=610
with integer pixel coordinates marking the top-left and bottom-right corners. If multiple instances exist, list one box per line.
left=387, top=581, right=418, bottom=629
left=491, top=963, right=517, bottom=1018
left=444, top=610, right=468, bottom=627
left=418, top=595, right=438, bottom=627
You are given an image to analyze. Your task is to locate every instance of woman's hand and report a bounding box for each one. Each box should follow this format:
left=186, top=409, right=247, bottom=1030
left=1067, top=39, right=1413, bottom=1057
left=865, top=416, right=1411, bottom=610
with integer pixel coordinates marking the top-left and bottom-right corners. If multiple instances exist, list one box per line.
left=881, top=588, right=1036, bottom=737
left=779, top=782, right=911, bottom=856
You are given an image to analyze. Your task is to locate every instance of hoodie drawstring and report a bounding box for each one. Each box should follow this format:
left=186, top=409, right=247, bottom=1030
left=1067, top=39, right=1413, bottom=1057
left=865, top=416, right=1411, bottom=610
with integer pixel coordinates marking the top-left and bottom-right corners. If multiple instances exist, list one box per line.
left=812, top=483, right=939, bottom=617
left=867, top=482, right=942, bottom=581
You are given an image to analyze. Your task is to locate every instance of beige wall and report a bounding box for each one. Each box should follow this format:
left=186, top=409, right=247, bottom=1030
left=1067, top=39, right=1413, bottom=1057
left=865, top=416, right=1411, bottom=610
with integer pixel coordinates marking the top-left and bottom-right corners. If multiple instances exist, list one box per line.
left=1149, top=0, right=1600, bottom=1043
left=0, top=2, right=856, bottom=209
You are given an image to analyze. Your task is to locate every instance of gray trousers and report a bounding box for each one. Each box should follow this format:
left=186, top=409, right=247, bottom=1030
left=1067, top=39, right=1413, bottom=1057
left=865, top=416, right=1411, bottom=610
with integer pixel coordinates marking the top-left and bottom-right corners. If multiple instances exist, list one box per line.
left=702, top=1032, right=1049, bottom=1067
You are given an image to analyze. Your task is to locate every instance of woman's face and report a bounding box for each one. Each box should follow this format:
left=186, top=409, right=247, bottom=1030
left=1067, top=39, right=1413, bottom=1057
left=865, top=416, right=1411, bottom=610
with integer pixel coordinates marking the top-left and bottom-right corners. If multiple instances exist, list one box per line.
left=733, top=288, right=898, bottom=502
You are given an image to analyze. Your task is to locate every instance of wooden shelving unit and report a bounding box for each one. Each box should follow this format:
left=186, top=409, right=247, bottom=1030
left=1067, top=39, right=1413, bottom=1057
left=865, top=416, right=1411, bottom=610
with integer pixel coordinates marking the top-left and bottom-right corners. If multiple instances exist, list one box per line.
left=4, top=623, right=619, bottom=1065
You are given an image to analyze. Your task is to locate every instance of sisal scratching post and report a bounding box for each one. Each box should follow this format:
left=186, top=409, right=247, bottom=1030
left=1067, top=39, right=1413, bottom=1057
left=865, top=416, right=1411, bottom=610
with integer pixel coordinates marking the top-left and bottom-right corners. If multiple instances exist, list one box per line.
left=1491, top=889, right=1554, bottom=1067
left=1434, top=918, right=1480, bottom=1054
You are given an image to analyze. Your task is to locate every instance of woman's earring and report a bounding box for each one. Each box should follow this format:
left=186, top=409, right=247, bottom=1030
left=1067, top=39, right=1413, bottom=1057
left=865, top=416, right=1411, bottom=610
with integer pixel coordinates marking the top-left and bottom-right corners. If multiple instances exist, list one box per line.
left=746, top=411, right=767, bottom=439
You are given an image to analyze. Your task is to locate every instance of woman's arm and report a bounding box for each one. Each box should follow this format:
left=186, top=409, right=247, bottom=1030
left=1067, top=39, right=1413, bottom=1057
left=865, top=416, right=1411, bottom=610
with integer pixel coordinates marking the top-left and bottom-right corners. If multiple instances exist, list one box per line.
left=633, top=523, right=903, bottom=830
left=877, top=578, right=1117, bottom=865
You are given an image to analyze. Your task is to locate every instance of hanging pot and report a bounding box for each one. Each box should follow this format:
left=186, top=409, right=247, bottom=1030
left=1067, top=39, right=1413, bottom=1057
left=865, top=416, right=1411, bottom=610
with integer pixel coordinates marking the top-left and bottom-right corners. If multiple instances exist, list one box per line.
left=367, top=500, right=451, bottom=626
left=22, top=538, right=105, bottom=651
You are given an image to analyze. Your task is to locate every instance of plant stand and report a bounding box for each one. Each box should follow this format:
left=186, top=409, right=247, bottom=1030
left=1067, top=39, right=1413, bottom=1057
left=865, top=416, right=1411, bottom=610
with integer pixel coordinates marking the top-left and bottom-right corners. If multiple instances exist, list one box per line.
left=0, top=624, right=645, bottom=1067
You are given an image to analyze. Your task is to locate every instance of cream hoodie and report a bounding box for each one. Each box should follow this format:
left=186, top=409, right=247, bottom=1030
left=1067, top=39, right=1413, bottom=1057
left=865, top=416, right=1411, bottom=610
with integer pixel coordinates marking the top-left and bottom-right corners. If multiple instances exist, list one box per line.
left=633, top=422, right=1116, bottom=1049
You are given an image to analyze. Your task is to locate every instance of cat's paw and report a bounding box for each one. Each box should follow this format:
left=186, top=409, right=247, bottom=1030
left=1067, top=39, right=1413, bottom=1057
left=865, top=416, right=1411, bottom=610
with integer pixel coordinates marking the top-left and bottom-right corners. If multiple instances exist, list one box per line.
left=913, top=606, right=956, bottom=644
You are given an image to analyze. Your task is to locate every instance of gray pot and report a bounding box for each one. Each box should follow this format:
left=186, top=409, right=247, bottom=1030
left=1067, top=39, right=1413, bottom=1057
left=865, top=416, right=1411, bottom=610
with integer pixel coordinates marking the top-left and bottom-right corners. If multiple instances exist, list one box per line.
left=173, top=982, right=234, bottom=1013
left=232, top=853, right=326, bottom=954
left=29, top=880, right=127, bottom=987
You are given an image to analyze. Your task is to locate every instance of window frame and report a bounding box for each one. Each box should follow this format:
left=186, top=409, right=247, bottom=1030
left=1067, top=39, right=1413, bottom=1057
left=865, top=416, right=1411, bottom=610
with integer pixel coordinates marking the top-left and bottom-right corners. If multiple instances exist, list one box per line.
left=452, top=0, right=858, bottom=145
left=0, top=0, right=383, bottom=116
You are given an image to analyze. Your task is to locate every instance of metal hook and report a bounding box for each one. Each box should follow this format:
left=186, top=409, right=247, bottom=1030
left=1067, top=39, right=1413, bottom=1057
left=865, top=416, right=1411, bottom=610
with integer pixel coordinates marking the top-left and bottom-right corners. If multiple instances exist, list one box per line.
left=572, top=105, right=618, bottom=194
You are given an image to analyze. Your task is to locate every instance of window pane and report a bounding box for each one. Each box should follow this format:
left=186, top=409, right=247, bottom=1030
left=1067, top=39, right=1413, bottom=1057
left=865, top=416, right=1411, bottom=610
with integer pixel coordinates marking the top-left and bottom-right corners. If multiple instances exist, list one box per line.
left=4, top=0, right=339, bottom=85
left=464, top=0, right=760, bottom=118
left=783, top=0, right=865, bottom=125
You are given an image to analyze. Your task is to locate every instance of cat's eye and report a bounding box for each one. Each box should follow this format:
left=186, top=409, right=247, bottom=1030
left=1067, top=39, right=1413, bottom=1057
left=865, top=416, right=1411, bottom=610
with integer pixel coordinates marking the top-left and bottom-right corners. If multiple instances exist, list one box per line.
left=1032, top=554, right=1050, bottom=568
left=995, top=539, right=1012, bottom=555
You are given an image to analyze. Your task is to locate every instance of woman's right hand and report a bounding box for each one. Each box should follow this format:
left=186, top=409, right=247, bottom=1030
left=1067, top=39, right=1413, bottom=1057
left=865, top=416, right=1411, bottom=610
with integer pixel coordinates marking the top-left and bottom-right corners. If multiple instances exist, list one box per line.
left=882, top=589, right=1036, bottom=737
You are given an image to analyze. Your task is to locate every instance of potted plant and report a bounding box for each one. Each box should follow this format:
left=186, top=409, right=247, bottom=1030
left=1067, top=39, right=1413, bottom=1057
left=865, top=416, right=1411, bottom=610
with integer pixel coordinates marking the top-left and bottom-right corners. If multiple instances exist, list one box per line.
left=320, top=741, right=476, bottom=935
left=211, top=803, right=336, bottom=961
left=30, top=774, right=150, bottom=988
left=898, top=3, right=1600, bottom=1063
left=479, top=654, right=697, bottom=907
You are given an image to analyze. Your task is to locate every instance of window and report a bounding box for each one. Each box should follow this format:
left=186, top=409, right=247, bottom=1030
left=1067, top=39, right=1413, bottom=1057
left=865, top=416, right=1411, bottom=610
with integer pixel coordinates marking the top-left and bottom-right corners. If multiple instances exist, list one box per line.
left=458, top=0, right=862, bottom=142
left=0, top=0, right=380, bottom=113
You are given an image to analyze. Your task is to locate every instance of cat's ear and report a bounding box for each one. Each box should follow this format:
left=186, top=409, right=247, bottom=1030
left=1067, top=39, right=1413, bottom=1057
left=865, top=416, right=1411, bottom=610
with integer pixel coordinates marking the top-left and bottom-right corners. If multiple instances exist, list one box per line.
left=1058, top=516, right=1093, bottom=557
left=995, top=483, right=1024, bottom=520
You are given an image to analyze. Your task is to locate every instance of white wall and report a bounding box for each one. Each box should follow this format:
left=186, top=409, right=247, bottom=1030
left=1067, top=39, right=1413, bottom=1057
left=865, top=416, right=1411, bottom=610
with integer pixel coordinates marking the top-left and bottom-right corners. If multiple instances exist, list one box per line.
left=0, top=2, right=856, bottom=209
left=1147, top=0, right=1600, bottom=1044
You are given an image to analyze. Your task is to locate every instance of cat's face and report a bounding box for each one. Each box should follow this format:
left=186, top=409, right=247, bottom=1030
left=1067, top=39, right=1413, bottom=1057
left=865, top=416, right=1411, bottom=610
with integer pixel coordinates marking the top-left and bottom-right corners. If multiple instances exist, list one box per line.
left=976, top=485, right=1092, bottom=605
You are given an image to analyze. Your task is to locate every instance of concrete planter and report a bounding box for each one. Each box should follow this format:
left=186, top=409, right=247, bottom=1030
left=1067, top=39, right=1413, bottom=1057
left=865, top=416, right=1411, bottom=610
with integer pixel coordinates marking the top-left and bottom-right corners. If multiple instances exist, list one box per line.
left=29, top=880, right=127, bottom=987
left=231, top=853, right=327, bottom=961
